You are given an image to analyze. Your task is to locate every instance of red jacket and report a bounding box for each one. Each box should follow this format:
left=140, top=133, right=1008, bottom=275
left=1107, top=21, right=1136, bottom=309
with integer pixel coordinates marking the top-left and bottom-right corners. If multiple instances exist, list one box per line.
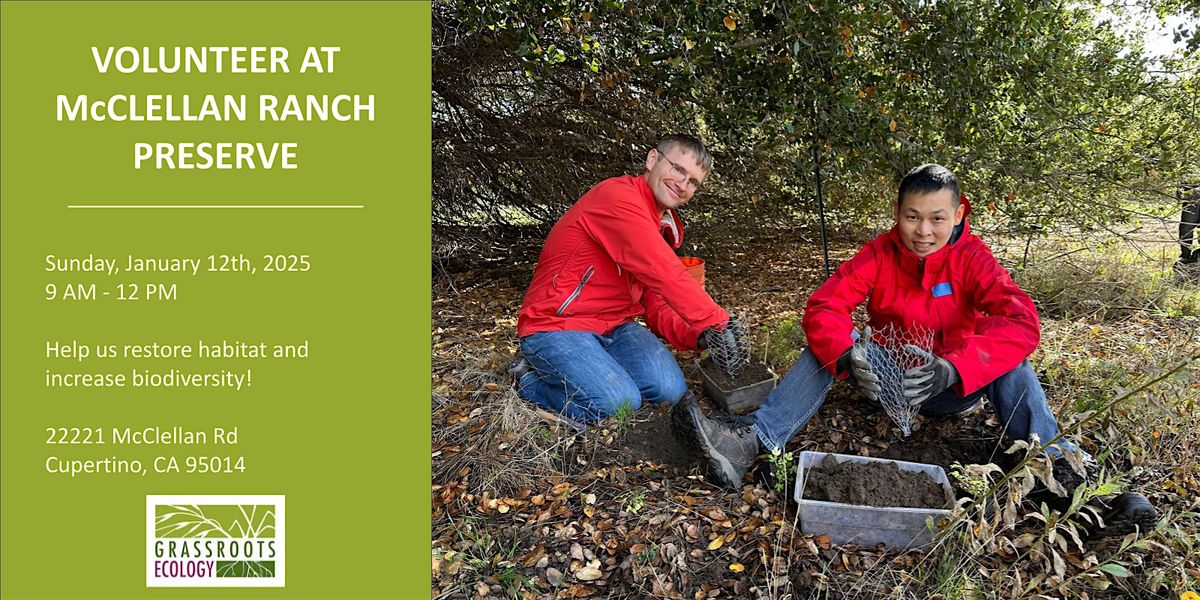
left=517, top=174, right=729, bottom=350
left=802, top=201, right=1040, bottom=395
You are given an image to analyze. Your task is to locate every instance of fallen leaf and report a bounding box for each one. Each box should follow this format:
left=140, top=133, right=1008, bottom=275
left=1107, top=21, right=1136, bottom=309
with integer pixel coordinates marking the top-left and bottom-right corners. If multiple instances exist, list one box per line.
left=772, top=556, right=788, bottom=574
left=520, top=545, right=545, bottom=567
left=576, top=560, right=603, bottom=581
left=708, top=536, right=725, bottom=550
left=729, top=562, right=745, bottom=572
left=570, top=584, right=597, bottom=597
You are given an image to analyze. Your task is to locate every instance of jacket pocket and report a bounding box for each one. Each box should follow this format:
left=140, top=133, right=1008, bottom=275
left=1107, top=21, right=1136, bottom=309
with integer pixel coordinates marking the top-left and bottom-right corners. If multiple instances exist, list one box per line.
left=556, top=266, right=595, bottom=316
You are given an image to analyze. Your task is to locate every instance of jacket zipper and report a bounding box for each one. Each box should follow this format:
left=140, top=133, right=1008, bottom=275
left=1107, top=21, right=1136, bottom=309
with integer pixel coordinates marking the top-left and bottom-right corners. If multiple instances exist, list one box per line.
left=556, top=266, right=595, bottom=316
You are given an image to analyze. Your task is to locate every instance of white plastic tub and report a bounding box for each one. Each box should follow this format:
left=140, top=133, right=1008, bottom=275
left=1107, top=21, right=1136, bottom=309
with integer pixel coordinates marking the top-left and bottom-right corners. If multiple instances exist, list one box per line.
left=793, top=451, right=954, bottom=548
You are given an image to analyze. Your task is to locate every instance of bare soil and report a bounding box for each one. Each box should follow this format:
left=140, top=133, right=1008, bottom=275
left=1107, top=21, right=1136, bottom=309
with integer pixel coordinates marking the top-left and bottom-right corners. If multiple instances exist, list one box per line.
left=801, top=453, right=948, bottom=509
left=592, top=404, right=697, bottom=470
left=700, top=355, right=774, bottom=389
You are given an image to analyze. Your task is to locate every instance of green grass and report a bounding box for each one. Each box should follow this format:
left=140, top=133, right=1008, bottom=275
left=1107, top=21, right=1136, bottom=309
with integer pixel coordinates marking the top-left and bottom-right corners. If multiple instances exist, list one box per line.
left=759, top=316, right=805, bottom=373
left=1014, top=238, right=1200, bottom=321
left=612, top=399, right=636, bottom=433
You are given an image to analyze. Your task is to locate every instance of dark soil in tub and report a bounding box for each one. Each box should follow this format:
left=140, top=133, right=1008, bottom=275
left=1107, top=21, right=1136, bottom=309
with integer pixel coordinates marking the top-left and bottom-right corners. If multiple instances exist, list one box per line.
left=801, top=454, right=948, bottom=509
left=700, top=356, right=774, bottom=389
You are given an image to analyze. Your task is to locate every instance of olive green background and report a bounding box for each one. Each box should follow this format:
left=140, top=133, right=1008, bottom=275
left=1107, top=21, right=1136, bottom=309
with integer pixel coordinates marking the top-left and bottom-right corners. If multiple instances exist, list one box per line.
left=0, top=2, right=430, bottom=598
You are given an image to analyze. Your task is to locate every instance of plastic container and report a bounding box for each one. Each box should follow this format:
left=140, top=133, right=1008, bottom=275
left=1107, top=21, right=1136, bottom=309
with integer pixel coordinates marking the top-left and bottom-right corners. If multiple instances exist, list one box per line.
left=793, top=451, right=954, bottom=549
left=680, top=256, right=705, bottom=288
left=696, top=358, right=777, bottom=414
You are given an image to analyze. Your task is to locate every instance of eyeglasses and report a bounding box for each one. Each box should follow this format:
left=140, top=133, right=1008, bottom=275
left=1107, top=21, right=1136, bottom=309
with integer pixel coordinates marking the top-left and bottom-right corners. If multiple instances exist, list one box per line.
left=656, top=149, right=704, bottom=192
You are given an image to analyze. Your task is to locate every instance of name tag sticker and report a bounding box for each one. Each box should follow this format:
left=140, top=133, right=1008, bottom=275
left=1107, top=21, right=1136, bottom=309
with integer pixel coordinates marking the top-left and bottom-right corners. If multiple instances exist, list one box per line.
left=932, top=282, right=953, bottom=297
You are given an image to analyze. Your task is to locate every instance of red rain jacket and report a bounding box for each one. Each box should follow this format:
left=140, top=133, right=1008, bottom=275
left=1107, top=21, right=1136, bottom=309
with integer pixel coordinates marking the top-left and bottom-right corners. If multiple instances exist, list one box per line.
left=802, top=200, right=1040, bottom=395
left=517, top=174, right=729, bottom=350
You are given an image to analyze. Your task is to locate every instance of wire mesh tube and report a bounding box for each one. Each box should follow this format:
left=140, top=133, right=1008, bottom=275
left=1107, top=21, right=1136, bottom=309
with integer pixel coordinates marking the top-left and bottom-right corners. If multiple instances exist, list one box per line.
left=863, top=323, right=934, bottom=437
left=707, top=314, right=750, bottom=380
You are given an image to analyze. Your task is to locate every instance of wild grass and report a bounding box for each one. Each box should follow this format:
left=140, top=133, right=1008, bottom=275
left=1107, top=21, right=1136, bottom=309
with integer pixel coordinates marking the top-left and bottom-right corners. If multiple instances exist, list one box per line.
left=1014, top=237, right=1200, bottom=320
left=432, top=350, right=583, bottom=498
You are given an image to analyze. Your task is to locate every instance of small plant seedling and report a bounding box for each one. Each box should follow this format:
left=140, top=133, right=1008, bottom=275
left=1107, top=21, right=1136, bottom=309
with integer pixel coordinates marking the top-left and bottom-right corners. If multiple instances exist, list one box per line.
left=612, top=399, right=635, bottom=433
left=768, top=450, right=796, bottom=494
left=949, top=462, right=989, bottom=497
left=760, top=318, right=803, bottom=372
left=494, top=566, right=532, bottom=598
left=623, top=488, right=646, bottom=514
left=634, top=543, right=658, bottom=566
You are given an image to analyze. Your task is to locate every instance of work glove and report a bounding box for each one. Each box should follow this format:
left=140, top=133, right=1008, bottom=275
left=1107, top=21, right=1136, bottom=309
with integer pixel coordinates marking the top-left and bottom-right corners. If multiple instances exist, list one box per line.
left=836, top=327, right=881, bottom=403
left=698, top=319, right=748, bottom=378
left=901, top=346, right=959, bottom=407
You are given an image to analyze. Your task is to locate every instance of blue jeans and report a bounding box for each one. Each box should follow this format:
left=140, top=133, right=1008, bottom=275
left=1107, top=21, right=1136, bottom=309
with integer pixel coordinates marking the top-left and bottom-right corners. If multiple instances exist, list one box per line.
left=518, top=322, right=687, bottom=422
left=752, top=347, right=1076, bottom=456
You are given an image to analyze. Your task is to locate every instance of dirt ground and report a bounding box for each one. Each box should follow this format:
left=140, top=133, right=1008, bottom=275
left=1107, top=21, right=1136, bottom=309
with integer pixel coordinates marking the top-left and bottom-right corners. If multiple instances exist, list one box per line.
left=431, top=226, right=1200, bottom=599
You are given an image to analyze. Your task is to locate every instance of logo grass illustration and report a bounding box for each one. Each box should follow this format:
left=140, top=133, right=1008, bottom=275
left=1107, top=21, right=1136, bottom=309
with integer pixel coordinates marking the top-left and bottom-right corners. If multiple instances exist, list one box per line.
left=146, top=495, right=284, bottom=587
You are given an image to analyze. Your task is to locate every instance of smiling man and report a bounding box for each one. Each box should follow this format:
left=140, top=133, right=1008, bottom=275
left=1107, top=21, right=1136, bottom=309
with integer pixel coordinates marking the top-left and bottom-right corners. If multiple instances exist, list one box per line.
left=513, top=135, right=737, bottom=423
left=673, top=164, right=1156, bottom=536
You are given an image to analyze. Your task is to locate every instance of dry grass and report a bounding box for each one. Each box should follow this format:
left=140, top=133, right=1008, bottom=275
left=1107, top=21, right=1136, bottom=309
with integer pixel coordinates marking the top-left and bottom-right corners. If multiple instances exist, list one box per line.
left=433, top=351, right=582, bottom=498
left=1013, top=239, right=1200, bottom=320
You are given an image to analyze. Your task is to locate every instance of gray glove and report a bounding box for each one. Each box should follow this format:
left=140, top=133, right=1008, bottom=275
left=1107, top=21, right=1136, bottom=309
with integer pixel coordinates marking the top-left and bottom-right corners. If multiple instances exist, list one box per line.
left=837, top=327, right=881, bottom=402
left=901, top=346, right=960, bottom=407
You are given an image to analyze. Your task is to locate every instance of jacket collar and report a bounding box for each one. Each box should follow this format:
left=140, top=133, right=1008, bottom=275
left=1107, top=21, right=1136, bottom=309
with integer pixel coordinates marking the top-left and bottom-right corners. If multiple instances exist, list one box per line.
left=886, top=195, right=973, bottom=276
left=635, top=174, right=684, bottom=249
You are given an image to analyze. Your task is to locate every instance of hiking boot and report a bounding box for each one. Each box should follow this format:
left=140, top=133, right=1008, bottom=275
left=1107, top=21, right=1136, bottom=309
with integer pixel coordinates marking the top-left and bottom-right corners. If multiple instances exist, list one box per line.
left=506, top=355, right=532, bottom=381
left=922, top=396, right=986, bottom=419
left=671, top=394, right=760, bottom=489
left=1093, top=492, right=1159, bottom=538
left=506, top=355, right=532, bottom=377
left=1052, top=454, right=1098, bottom=497
left=950, top=397, right=986, bottom=417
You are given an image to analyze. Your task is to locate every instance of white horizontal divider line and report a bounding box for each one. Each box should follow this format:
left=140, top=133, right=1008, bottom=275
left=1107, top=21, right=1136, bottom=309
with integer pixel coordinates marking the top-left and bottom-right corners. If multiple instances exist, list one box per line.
left=68, top=204, right=364, bottom=209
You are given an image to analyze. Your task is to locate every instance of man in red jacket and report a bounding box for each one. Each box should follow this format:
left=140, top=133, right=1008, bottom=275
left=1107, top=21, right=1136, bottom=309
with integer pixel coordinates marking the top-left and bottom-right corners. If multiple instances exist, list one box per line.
left=514, top=134, right=737, bottom=423
left=673, top=164, right=1156, bottom=534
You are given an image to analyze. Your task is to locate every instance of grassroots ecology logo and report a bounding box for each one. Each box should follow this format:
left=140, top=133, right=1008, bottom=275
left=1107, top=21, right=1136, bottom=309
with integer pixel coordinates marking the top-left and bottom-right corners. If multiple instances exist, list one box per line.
left=146, top=495, right=285, bottom=587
